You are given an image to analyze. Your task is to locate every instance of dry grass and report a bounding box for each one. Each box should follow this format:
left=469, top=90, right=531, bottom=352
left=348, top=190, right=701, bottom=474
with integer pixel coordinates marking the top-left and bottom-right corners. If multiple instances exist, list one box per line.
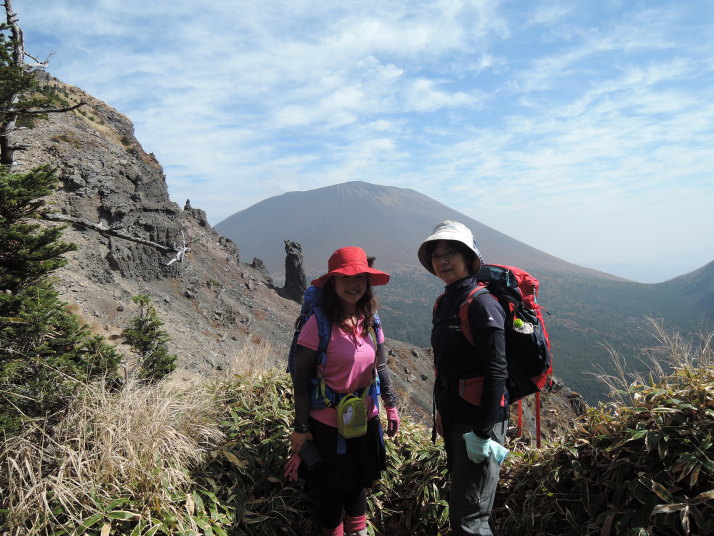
left=222, top=338, right=276, bottom=377
left=595, top=317, right=713, bottom=406
left=0, top=375, right=224, bottom=535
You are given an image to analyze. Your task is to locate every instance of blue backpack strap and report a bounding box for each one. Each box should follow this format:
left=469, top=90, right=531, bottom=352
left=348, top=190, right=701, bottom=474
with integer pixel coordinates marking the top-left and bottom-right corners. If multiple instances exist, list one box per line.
left=312, top=306, right=337, bottom=408
left=336, top=434, right=347, bottom=454
left=370, top=313, right=382, bottom=400
left=313, top=305, right=331, bottom=366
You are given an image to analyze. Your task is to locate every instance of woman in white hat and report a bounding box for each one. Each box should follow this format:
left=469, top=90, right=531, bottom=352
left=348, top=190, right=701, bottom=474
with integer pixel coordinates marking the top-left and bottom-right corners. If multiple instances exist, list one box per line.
left=285, top=246, right=400, bottom=536
left=418, top=221, right=509, bottom=536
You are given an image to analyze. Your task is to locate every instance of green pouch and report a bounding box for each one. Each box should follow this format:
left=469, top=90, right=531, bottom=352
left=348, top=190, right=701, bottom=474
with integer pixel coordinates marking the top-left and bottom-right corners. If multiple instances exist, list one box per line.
left=336, top=393, right=368, bottom=439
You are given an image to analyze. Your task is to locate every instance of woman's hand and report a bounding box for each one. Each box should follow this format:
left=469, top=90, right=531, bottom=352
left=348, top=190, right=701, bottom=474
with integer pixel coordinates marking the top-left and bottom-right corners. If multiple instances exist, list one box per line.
left=285, top=431, right=313, bottom=482
left=284, top=453, right=301, bottom=482
left=385, top=406, right=400, bottom=437
left=435, top=410, right=444, bottom=438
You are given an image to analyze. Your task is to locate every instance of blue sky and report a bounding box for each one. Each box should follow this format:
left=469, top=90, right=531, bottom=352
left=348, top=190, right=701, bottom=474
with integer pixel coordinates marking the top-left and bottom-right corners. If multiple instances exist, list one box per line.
left=18, top=1, right=714, bottom=283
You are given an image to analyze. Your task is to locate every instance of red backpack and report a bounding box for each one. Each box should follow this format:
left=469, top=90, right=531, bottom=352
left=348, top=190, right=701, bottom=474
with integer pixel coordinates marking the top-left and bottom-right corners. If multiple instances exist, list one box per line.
left=435, top=264, right=553, bottom=446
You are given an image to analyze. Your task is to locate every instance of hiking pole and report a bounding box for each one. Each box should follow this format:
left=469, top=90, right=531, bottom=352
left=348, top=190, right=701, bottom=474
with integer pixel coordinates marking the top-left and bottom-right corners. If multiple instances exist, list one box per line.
left=535, top=392, right=542, bottom=449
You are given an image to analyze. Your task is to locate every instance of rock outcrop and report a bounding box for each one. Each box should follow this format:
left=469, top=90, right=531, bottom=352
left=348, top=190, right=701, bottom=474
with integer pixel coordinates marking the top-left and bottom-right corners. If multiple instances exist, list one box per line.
left=278, top=240, right=307, bottom=304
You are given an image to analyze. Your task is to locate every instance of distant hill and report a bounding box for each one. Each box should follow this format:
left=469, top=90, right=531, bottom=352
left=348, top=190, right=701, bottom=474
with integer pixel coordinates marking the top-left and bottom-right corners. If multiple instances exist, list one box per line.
left=216, top=181, right=623, bottom=281
left=217, top=181, right=713, bottom=402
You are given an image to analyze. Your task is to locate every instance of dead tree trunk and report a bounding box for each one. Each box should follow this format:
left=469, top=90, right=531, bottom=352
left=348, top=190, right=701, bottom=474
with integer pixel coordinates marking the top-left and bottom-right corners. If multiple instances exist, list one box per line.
left=1, top=0, right=23, bottom=169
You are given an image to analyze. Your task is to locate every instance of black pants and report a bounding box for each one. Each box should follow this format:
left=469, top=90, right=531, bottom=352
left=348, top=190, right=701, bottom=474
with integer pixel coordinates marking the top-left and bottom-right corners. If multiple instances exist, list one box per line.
left=302, top=417, right=385, bottom=529
left=445, top=419, right=508, bottom=536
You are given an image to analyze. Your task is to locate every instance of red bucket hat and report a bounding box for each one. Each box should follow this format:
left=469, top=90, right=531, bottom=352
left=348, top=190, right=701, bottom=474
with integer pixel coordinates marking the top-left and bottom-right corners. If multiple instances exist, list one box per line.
left=311, top=247, right=390, bottom=288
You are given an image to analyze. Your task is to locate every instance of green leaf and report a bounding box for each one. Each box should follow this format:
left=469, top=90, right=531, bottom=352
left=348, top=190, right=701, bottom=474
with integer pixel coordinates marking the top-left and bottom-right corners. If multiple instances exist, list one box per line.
left=106, top=498, right=130, bottom=510
left=658, top=437, right=669, bottom=460
left=212, top=526, right=229, bottom=536
left=645, top=431, right=659, bottom=452
left=75, top=513, right=104, bottom=534
left=144, top=525, right=162, bottom=536
left=107, top=510, right=138, bottom=521
left=649, top=480, right=675, bottom=503
left=625, top=429, right=648, bottom=441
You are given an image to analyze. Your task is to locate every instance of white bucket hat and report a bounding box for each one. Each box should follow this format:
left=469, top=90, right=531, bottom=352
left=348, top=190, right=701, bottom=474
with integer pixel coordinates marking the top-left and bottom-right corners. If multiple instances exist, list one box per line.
left=417, top=220, right=484, bottom=275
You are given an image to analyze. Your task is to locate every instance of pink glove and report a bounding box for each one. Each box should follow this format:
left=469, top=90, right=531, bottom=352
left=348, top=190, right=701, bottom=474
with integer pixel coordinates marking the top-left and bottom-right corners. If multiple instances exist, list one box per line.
left=386, top=406, right=400, bottom=437
left=284, top=453, right=301, bottom=482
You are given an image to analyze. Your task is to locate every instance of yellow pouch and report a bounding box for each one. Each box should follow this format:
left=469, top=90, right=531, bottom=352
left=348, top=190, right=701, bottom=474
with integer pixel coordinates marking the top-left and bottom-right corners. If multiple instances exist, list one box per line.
left=336, top=394, right=368, bottom=439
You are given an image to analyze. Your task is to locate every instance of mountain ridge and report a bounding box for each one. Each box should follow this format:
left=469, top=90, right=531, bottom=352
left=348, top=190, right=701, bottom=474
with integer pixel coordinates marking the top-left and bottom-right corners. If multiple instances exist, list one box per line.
left=217, top=180, right=629, bottom=283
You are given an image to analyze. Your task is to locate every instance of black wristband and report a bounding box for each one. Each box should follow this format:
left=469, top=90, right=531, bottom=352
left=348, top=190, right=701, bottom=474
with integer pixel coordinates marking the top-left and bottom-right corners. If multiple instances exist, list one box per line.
left=293, top=421, right=310, bottom=434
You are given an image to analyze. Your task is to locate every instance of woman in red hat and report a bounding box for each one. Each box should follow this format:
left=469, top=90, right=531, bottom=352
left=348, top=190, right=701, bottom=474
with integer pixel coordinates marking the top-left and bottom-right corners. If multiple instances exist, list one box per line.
left=284, top=246, right=400, bottom=536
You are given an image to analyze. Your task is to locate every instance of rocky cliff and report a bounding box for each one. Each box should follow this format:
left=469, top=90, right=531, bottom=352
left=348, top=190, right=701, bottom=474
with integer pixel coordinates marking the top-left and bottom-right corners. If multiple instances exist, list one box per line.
left=15, top=75, right=298, bottom=376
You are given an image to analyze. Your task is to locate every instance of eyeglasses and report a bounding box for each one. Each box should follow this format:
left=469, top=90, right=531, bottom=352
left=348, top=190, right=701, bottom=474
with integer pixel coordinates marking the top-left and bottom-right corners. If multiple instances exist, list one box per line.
left=430, top=250, right=459, bottom=263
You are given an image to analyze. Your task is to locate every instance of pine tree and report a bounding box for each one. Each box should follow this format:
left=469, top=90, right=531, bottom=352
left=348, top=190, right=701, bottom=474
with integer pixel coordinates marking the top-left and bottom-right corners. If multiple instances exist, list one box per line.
left=123, top=294, right=177, bottom=382
left=0, top=166, right=122, bottom=436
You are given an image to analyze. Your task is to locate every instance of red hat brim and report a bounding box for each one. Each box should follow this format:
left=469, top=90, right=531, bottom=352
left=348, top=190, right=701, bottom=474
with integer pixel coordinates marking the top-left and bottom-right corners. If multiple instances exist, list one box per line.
left=311, top=266, right=390, bottom=288
left=311, top=246, right=390, bottom=288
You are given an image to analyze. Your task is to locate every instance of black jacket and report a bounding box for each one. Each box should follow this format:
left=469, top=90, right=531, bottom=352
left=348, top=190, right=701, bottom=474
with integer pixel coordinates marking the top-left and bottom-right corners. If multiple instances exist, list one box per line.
left=432, top=275, right=508, bottom=437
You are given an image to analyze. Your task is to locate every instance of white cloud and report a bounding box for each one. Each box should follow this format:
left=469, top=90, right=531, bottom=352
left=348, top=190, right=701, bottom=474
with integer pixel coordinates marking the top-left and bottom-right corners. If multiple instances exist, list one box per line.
left=17, top=0, right=714, bottom=281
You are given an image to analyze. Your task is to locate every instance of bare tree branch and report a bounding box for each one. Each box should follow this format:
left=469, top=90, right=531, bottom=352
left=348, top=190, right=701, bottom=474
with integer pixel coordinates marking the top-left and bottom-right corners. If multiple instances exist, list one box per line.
left=166, top=231, right=190, bottom=265
left=23, top=50, right=54, bottom=70
left=42, top=213, right=177, bottom=254
left=2, top=102, right=86, bottom=115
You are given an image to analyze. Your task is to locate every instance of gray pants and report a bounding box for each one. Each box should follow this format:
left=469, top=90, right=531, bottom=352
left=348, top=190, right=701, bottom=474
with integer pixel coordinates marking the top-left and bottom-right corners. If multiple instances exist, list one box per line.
left=445, top=420, right=508, bottom=536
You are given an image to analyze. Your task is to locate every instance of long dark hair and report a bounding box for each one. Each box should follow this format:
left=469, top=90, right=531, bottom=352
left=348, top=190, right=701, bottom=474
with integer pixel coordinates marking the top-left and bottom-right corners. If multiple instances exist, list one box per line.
left=322, top=278, right=379, bottom=335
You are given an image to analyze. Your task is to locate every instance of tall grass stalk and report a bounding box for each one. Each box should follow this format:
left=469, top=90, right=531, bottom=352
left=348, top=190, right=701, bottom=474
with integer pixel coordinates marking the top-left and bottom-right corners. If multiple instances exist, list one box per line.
left=596, top=317, right=713, bottom=406
left=0, top=375, right=224, bottom=535
left=223, top=339, right=275, bottom=377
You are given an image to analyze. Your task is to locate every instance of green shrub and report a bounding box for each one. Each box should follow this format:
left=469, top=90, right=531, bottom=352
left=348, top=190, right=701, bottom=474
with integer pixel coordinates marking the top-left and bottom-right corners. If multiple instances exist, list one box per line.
left=123, top=294, right=177, bottom=381
left=5, top=326, right=709, bottom=536
left=195, top=372, right=450, bottom=536
left=369, top=421, right=450, bottom=534
left=496, top=328, right=714, bottom=536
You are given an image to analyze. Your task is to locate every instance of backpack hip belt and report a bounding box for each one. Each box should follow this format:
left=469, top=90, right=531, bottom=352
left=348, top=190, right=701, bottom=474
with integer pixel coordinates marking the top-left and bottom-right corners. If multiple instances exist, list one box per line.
left=435, top=373, right=504, bottom=407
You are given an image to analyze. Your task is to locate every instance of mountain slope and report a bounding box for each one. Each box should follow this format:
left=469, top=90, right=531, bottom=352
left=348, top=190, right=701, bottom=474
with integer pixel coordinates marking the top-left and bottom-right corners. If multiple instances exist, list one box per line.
left=216, top=181, right=623, bottom=282
left=217, top=182, right=713, bottom=402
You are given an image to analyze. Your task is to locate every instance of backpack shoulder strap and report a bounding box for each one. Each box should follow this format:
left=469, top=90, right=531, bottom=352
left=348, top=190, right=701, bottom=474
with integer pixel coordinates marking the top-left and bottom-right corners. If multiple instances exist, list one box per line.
left=368, top=312, right=381, bottom=343
left=313, top=306, right=331, bottom=367
left=458, top=285, right=489, bottom=346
